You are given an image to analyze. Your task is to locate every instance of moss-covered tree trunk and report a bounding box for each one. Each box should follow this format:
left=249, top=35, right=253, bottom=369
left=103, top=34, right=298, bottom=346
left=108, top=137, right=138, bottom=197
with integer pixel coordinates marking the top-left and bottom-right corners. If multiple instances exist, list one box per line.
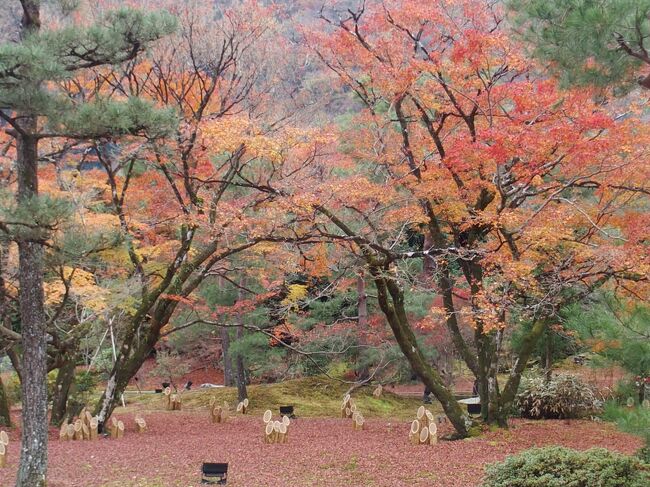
left=371, top=267, right=471, bottom=438
left=50, top=360, right=76, bottom=426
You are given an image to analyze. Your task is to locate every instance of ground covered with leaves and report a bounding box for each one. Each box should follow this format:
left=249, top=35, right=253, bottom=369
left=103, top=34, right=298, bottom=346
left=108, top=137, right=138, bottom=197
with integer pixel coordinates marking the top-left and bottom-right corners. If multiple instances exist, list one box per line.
left=0, top=411, right=641, bottom=487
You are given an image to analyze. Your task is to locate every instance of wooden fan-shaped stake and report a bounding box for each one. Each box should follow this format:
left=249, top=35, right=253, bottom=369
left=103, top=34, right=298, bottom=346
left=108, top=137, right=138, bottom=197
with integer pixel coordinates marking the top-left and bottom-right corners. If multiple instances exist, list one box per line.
left=416, top=406, right=426, bottom=422
left=237, top=398, right=249, bottom=415
left=73, top=420, right=83, bottom=441
left=59, top=421, right=69, bottom=441
left=163, top=387, right=172, bottom=409
left=428, top=422, right=437, bottom=445
left=273, top=421, right=281, bottom=443
left=264, top=421, right=274, bottom=444
left=278, top=421, right=288, bottom=443
left=409, top=407, right=437, bottom=445
left=135, top=417, right=147, bottom=433
left=409, top=419, right=420, bottom=445
left=66, top=423, right=75, bottom=441
left=211, top=405, right=225, bottom=424
left=352, top=412, right=365, bottom=431
left=425, top=410, right=434, bottom=425
left=263, top=410, right=272, bottom=424
left=373, top=384, right=383, bottom=397
left=82, top=423, right=90, bottom=440
left=89, top=417, right=98, bottom=440
left=109, top=417, right=119, bottom=438
left=117, top=421, right=125, bottom=439
left=170, top=394, right=182, bottom=411
left=419, top=426, right=429, bottom=444
left=341, top=394, right=355, bottom=418
left=0, top=431, right=7, bottom=468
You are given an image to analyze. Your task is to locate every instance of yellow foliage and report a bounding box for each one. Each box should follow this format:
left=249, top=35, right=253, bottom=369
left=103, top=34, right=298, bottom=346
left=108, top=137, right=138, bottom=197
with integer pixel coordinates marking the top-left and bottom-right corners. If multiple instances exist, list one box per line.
left=44, top=267, right=107, bottom=312
left=281, top=284, right=308, bottom=310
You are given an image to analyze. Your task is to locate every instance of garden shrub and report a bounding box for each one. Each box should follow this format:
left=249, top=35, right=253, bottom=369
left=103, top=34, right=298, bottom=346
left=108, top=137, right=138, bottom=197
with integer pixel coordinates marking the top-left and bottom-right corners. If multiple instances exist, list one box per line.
left=483, top=446, right=650, bottom=487
left=603, top=401, right=650, bottom=462
left=516, top=372, right=599, bottom=419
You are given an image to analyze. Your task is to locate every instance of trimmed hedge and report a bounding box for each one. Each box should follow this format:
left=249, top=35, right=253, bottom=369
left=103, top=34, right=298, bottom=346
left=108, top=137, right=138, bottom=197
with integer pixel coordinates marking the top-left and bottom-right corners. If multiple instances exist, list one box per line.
left=483, top=446, right=650, bottom=487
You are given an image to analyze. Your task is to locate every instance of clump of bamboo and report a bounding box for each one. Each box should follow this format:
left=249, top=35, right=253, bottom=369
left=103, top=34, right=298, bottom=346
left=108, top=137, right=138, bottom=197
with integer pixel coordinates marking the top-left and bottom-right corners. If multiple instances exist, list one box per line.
left=408, top=406, right=437, bottom=446
left=262, top=409, right=290, bottom=444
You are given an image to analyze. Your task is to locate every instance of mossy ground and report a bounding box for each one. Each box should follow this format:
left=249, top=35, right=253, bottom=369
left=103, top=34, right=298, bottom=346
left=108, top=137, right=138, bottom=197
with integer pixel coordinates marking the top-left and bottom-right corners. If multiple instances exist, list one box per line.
left=121, top=375, right=429, bottom=420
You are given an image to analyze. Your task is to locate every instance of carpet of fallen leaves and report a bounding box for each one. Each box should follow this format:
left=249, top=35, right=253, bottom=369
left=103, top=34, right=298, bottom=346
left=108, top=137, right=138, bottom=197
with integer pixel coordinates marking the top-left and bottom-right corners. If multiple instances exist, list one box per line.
left=0, top=412, right=641, bottom=487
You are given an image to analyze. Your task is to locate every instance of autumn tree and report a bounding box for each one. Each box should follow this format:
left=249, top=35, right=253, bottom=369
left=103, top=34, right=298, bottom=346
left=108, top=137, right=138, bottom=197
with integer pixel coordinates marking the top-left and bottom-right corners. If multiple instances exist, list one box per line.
left=0, top=2, right=175, bottom=484
left=75, top=0, right=325, bottom=424
left=293, top=0, right=650, bottom=435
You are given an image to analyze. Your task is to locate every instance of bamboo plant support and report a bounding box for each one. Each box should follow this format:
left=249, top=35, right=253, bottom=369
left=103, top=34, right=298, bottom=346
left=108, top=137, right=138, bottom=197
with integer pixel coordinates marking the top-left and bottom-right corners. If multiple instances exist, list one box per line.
left=135, top=416, right=147, bottom=433
left=209, top=398, right=229, bottom=423
left=0, top=431, right=8, bottom=468
left=340, top=394, right=356, bottom=419
left=408, top=406, right=437, bottom=445
left=262, top=410, right=290, bottom=444
left=236, top=398, right=249, bottom=414
left=352, top=411, right=366, bottom=431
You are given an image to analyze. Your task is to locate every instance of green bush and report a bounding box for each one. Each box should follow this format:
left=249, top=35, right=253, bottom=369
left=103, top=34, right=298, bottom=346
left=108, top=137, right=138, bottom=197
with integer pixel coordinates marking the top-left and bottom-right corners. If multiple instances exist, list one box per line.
left=483, top=447, right=650, bottom=487
left=603, top=401, right=650, bottom=462
left=516, top=372, right=599, bottom=419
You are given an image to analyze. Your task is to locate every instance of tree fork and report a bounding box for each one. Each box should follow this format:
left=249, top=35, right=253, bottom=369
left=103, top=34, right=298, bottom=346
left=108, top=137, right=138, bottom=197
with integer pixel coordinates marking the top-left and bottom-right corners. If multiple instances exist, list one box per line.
left=372, top=269, right=471, bottom=438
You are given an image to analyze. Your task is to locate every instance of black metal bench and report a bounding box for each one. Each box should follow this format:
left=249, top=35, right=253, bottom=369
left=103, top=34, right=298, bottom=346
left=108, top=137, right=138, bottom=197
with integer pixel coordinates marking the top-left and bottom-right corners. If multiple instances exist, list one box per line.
left=201, top=463, right=228, bottom=485
left=279, top=405, right=296, bottom=419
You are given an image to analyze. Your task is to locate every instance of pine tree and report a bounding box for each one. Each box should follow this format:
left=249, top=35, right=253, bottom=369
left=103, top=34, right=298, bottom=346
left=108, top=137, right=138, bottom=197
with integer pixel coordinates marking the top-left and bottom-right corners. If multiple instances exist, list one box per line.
left=0, top=2, right=176, bottom=485
left=510, top=0, right=650, bottom=91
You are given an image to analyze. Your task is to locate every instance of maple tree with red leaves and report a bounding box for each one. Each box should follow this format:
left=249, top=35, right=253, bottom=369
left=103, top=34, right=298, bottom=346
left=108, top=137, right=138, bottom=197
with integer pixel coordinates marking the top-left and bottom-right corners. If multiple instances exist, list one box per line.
left=0, top=0, right=648, bottom=483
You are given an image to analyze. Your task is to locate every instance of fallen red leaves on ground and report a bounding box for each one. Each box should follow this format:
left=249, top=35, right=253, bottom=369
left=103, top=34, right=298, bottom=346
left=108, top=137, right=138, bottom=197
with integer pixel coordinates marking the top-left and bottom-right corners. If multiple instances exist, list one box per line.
left=0, top=412, right=641, bottom=486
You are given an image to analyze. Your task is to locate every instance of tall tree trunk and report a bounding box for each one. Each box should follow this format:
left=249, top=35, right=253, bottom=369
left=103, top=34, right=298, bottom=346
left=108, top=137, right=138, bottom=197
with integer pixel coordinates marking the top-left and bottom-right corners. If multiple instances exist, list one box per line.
left=16, top=129, right=48, bottom=487
left=94, top=331, right=155, bottom=425
left=544, top=328, right=553, bottom=382
left=234, top=324, right=247, bottom=402
left=356, top=273, right=370, bottom=380
left=15, top=3, right=47, bottom=485
left=220, top=327, right=233, bottom=387
left=490, top=320, right=547, bottom=426
left=234, top=279, right=247, bottom=401
left=217, top=275, right=233, bottom=386
left=421, top=232, right=436, bottom=280
left=0, top=243, right=13, bottom=427
left=372, top=268, right=471, bottom=438
left=50, top=359, right=76, bottom=426
left=0, top=374, right=10, bottom=427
